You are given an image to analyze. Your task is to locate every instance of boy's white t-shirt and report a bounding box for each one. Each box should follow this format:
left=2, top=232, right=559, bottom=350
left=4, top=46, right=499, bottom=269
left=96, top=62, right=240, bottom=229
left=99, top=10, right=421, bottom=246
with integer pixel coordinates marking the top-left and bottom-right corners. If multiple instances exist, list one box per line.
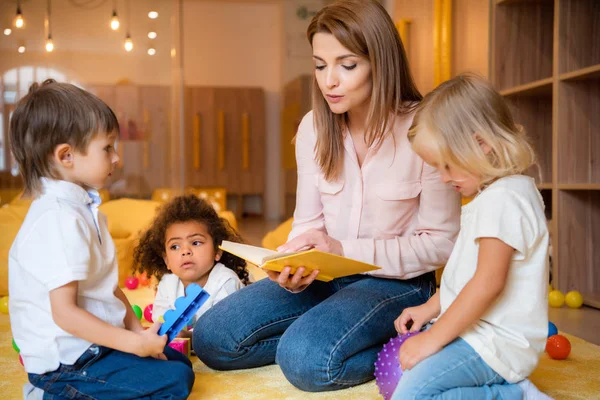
left=9, top=179, right=127, bottom=375
left=439, top=175, right=549, bottom=383
left=153, top=263, right=244, bottom=324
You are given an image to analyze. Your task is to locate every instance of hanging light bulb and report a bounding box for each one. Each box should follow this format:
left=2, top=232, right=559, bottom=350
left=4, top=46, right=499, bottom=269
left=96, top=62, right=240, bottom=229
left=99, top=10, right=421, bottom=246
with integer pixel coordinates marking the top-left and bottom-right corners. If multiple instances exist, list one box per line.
left=111, top=10, right=120, bottom=30
left=15, top=2, right=24, bottom=29
left=148, top=11, right=158, bottom=19
left=4, top=29, right=11, bottom=36
left=18, top=45, right=25, bottom=53
left=148, top=31, right=157, bottom=39
left=147, top=47, right=156, bottom=56
left=45, top=36, right=54, bottom=52
left=124, top=34, right=133, bottom=52
left=45, top=1, right=54, bottom=52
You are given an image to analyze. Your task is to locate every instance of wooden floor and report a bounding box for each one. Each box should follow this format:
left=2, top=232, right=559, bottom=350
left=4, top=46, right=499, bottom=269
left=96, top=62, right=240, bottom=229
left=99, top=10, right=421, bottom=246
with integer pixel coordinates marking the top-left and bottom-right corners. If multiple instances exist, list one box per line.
left=237, top=217, right=600, bottom=346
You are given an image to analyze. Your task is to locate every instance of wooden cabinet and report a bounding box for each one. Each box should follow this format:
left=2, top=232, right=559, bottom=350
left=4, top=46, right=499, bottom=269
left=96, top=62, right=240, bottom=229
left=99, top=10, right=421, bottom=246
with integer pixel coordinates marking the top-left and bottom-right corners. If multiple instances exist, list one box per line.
left=282, top=75, right=312, bottom=218
left=91, top=83, right=266, bottom=214
left=186, top=86, right=266, bottom=216
left=490, top=0, right=600, bottom=307
left=89, top=84, right=171, bottom=199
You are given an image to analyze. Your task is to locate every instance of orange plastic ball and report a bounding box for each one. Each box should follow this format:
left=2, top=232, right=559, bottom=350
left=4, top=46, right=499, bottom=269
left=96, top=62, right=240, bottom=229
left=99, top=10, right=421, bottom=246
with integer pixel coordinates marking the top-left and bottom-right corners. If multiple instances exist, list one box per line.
left=138, top=273, right=150, bottom=287
left=546, top=335, right=571, bottom=360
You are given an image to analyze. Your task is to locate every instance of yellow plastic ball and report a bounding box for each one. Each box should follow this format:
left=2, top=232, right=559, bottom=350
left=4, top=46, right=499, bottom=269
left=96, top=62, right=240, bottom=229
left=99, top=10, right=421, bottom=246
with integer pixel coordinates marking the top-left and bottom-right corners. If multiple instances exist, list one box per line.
left=548, top=290, right=565, bottom=308
left=565, top=291, right=583, bottom=309
left=0, top=296, right=8, bottom=314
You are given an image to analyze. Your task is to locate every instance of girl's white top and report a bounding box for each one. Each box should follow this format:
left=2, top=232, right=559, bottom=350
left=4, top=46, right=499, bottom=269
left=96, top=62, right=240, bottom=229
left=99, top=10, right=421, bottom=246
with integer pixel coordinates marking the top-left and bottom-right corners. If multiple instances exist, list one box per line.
left=153, top=262, right=244, bottom=325
left=439, top=175, right=549, bottom=383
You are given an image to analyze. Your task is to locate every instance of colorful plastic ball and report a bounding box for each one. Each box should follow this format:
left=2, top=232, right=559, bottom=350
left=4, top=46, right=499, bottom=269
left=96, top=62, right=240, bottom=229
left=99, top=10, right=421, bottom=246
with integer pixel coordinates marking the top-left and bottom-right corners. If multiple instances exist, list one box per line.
left=143, top=304, right=154, bottom=323
left=374, top=331, right=420, bottom=400
left=12, top=338, right=19, bottom=353
left=548, top=322, right=558, bottom=338
left=132, top=305, right=143, bottom=320
left=0, top=296, right=9, bottom=314
left=546, top=334, right=571, bottom=360
left=125, top=276, right=139, bottom=290
left=138, top=273, right=150, bottom=287
left=19, top=354, right=23, bottom=366
left=548, top=290, right=565, bottom=308
left=565, top=291, right=583, bottom=309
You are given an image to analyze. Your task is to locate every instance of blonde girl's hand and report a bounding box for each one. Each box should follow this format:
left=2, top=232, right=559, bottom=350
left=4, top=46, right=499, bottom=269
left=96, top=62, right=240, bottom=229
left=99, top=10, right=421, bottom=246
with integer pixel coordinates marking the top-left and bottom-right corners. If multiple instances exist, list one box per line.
left=394, top=304, right=435, bottom=334
left=398, top=331, right=442, bottom=371
left=266, top=266, right=320, bottom=293
left=136, top=320, right=168, bottom=359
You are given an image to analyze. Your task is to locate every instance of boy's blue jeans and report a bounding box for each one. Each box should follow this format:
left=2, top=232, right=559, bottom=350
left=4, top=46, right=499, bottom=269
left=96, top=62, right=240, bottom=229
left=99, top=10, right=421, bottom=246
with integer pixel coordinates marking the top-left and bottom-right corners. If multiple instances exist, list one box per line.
left=193, top=273, right=435, bottom=392
left=392, top=337, right=523, bottom=400
left=28, top=344, right=194, bottom=399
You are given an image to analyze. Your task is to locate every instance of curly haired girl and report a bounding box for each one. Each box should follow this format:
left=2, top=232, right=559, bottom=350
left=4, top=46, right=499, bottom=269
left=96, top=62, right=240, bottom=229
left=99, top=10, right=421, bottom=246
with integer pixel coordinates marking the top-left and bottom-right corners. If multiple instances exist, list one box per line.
left=133, top=194, right=250, bottom=335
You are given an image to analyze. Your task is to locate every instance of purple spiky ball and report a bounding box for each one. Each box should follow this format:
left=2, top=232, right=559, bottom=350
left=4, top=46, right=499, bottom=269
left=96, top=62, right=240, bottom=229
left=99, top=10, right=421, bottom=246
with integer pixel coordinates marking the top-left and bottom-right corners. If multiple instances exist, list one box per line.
left=374, top=331, right=420, bottom=400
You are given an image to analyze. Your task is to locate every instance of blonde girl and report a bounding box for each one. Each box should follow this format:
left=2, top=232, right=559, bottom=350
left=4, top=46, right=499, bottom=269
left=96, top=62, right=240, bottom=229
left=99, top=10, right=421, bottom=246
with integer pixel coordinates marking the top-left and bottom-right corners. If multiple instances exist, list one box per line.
left=392, top=73, right=551, bottom=400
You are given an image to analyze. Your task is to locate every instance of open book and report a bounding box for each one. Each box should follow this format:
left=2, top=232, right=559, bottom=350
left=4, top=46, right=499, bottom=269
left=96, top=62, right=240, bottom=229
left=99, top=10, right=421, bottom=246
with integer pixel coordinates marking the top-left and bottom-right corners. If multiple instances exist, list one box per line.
left=219, top=241, right=381, bottom=282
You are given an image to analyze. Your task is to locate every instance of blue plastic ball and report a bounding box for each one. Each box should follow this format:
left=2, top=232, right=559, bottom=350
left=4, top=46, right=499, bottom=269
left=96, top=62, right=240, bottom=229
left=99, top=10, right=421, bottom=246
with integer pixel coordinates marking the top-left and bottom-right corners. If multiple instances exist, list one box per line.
left=548, top=321, right=558, bottom=337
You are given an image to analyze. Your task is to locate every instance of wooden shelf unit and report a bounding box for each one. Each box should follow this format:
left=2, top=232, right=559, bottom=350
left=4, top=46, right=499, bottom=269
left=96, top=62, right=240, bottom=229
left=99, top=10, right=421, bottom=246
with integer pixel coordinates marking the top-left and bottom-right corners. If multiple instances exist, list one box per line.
left=490, top=0, right=600, bottom=307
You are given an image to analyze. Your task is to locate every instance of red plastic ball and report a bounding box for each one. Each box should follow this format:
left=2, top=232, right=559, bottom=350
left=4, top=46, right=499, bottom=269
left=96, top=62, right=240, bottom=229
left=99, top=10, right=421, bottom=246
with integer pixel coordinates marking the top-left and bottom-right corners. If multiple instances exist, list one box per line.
left=144, top=304, right=154, bottom=323
left=138, top=273, right=150, bottom=287
left=19, top=354, right=24, bottom=366
left=124, top=276, right=139, bottom=290
left=546, top=334, right=571, bottom=360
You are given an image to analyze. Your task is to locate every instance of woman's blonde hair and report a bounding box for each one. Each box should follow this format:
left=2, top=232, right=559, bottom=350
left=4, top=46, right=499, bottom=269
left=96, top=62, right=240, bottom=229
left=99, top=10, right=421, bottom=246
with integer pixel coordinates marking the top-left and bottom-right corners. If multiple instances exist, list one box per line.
left=408, top=73, right=537, bottom=188
left=307, top=0, right=421, bottom=181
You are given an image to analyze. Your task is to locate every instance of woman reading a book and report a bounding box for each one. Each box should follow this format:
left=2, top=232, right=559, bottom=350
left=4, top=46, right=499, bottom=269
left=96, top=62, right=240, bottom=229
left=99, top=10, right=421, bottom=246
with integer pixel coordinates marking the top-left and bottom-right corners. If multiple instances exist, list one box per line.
left=194, top=0, right=460, bottom=392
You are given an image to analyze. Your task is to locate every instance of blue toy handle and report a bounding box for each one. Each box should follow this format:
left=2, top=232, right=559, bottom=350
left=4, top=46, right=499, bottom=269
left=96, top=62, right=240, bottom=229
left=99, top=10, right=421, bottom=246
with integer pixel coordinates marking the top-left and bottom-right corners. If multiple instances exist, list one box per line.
left=158, top=283, right=210, bottom=343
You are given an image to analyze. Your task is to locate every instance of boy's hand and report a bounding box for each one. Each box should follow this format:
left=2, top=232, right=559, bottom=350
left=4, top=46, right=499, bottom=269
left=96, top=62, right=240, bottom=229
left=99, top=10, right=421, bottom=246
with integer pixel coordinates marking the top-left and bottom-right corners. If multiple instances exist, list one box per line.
left=399, top=331, right=442, bottom=371
left=394, top=304, right=437, bottom=334
left=135, top=320, right=168, bottom=358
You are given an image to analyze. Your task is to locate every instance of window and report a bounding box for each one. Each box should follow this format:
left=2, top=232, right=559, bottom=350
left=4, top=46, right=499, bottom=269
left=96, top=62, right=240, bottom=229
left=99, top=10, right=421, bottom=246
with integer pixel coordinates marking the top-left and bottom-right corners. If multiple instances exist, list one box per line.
left=0, top=66, right=81, bottom=172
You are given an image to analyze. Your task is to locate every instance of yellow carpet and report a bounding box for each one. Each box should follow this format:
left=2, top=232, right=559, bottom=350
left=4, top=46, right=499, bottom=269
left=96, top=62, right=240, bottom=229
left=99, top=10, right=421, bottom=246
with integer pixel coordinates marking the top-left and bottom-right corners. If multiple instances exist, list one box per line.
left=0, top=287, right=599, bottom=399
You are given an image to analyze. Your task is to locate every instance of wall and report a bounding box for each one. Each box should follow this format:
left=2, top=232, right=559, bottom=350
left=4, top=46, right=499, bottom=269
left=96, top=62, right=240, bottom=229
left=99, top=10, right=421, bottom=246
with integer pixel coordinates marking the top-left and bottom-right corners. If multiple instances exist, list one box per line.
left=182, top=0, right=283, bottom=220
left=0, top=0, right=172, bottom=86
left=452, top=0, right=489, bottom=79
left=0, top=51, right=171, bottom=86
left=394, top=0, right=436, bottom=93
left=281, top=0, right=325, bottom=86
left=394, top=0, right=489, bottom=94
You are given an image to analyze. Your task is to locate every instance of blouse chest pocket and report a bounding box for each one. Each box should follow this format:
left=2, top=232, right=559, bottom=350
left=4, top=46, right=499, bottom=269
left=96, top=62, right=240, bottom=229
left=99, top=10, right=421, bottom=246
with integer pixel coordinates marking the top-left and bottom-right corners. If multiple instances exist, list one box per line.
left=373, top=181, right=422, bottom=234
left=316, top=176, right=345, bottom=223
left=316, top=176, right=344, bottom=195
left=375, top=181, right=422, bottom=201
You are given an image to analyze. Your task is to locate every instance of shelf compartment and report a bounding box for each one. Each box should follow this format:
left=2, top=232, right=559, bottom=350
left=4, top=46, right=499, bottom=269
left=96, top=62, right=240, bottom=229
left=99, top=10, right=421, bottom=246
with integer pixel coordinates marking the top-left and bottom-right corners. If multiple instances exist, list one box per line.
left=504, top=94, right=553, bottom=184
left=559, top=0, right=600, bottom=74
left=557, top=79, right=600, bottom=184
left=540, top=188, right=553, bottom=221
left=493, top=1, right=554, bottom=90
left=556, top=190, right=600, bottom=304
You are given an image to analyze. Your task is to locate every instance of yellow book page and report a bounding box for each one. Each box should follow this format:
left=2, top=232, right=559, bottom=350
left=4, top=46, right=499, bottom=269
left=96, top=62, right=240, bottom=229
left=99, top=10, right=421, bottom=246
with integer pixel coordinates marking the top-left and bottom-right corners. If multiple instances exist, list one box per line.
left=262, top=249, right=380, bottom=282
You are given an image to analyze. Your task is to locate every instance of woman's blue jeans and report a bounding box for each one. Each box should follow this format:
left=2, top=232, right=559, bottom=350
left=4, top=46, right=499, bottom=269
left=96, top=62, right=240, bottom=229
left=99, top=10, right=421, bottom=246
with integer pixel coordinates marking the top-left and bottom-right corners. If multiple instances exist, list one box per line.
left=193, top=273, right=435, bottom=392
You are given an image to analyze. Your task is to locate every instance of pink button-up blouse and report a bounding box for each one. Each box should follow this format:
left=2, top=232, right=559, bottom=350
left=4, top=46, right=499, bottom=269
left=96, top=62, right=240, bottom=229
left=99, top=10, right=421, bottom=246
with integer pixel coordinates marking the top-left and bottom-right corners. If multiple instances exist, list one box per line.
left=288, top=111, right=461, bottom=279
